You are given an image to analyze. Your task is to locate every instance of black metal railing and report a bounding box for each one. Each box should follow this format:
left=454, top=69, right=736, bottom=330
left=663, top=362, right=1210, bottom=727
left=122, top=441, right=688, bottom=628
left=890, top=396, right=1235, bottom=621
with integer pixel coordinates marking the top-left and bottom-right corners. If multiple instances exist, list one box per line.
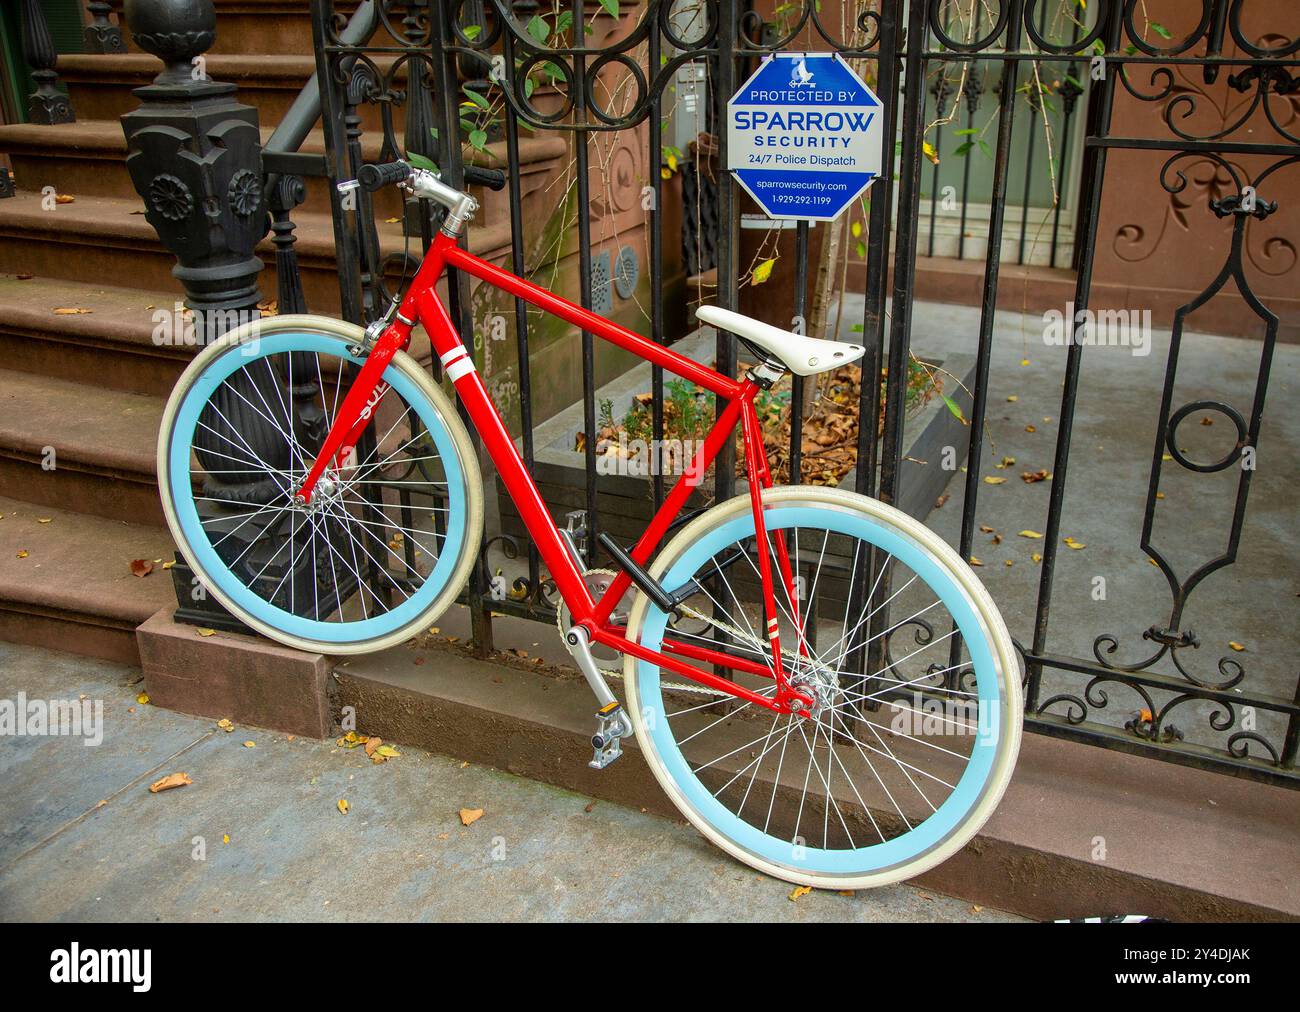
left=122, top=0, right=1297, bottom=786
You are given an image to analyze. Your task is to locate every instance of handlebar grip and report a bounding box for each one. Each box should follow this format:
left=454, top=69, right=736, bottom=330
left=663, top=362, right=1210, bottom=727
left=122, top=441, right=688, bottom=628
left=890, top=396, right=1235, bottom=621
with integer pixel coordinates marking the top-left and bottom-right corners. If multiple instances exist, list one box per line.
left=464, top=165, right=507, bottom=191
left=357, top=160, right=413, bottom=192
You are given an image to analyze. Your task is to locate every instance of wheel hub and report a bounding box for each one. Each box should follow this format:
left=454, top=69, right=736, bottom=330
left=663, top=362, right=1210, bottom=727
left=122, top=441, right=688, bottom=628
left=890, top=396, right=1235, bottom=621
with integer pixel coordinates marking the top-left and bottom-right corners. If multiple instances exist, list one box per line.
left=294, top=468, right=345, bottom=512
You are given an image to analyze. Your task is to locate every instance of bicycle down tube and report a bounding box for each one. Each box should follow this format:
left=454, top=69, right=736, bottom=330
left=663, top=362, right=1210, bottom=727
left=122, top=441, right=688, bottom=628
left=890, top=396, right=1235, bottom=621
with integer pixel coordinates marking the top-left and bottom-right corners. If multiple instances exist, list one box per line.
left=298, top=228, right=811, bottom=714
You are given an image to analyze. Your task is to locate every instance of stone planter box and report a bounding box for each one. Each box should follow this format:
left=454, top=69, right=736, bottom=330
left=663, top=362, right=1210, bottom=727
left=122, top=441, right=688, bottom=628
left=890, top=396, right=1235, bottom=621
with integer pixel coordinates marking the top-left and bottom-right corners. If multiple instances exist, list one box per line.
left=496, top=327, right=975, bottom=549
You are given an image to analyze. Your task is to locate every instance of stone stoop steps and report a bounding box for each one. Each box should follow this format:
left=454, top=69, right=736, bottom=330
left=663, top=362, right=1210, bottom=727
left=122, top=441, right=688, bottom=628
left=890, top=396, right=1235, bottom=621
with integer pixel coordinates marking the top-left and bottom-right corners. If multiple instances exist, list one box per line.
left=0, top=2, right=561, bottom=666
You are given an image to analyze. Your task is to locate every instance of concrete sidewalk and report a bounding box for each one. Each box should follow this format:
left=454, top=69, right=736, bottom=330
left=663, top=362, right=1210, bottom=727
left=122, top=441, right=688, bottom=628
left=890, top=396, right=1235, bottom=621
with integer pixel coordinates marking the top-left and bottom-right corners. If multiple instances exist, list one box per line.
left=0, top=642, right=1020, bottom=922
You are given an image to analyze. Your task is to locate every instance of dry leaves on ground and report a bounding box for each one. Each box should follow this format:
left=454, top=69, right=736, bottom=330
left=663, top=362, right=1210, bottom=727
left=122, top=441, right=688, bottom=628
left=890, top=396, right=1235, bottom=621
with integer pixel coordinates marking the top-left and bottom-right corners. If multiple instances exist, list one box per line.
left=459, top=807, right=484, bottom=827
left=129, top=558, right=154, bottom=578
left=149, top=772, right=192, bottom=793
left=789, top=885, right=812, bottom=902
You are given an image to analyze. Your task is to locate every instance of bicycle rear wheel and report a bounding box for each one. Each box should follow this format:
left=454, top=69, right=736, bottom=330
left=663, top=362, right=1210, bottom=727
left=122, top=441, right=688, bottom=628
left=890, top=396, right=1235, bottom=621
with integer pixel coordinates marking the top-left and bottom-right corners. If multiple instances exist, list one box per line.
left=624, top=486, right=1020, bottom=889
left=157, top=315, right=481, bottom=653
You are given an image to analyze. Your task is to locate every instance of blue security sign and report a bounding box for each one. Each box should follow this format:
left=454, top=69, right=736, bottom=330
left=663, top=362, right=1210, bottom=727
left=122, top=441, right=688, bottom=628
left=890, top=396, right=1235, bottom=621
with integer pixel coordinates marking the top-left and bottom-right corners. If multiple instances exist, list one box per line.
left=728, top=53, right=883, bottom=221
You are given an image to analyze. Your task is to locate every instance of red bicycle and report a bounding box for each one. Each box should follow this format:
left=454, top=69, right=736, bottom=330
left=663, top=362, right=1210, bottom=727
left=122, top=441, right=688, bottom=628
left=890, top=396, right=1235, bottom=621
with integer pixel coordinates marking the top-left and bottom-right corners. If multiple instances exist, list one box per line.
left=158, top=160, right=1020, bottom=888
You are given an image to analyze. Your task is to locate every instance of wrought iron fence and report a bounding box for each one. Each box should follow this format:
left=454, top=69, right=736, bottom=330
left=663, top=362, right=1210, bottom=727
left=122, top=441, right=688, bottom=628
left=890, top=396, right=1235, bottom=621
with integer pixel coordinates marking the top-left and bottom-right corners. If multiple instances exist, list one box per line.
left=291, top=0, right=1298, bottom=786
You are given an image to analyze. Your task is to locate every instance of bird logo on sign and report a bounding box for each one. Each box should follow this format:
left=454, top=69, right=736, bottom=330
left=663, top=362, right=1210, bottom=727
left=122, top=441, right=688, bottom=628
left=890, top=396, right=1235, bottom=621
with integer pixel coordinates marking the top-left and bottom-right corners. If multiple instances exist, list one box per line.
left=789, top=58, right=815, bottom=88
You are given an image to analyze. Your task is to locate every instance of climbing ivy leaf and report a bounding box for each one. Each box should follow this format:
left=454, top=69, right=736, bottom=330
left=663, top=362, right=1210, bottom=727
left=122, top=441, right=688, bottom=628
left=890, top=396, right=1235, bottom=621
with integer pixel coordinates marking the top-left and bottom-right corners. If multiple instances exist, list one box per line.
left=406, top=151, right=437, bottom=172
left=526, top=15, right=550, bottom=44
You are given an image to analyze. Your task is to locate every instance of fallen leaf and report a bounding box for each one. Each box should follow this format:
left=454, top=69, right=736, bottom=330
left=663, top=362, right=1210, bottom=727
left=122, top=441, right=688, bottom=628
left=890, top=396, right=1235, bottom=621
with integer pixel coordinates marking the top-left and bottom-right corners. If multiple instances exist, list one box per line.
left=196, top=627, right=216, bottom=637
left=37, top=517, right=51, bottom=524
left=55, top=193, right=75, bottom=204
left=374, top=744, right=400, bottom=758
left=789, top=885, right=812, bottom=901
left=969, top=556, right=984, bottom=567
left=53, top=307, right=92, bottom=315
left=838, top=890, right=854, bottom=897
left=149, top=772, right=192, bottom=793
left=1025, top=424, right=1037, bottom=433
left=1020, top=469, right=1050, bottom=484
left=162, top=559, right=176, bottom=569
left=16, top=550, right=28, bottom=559
left=1020, top=358, right=1030, bottom=366
left=979, top=524, right=995, bottom=533
left=1018, top=530, right=1043, bottom=539
left=459, top=761, right=470, bottom=768
left=1063, top=536, right=1086, bottom=550
left=129, top=558, right=154, bottom=578
left=459, top=807, right=484, bottom=826
left=1032, top=552, right=1043, bottom=563
left=242, top=740, right=256, bottom=748
left=222, top=834, right=230, bottom=844
left=337, top=799, right=350, bottom=814
left=983, top=476, right=1007, bottom=485
left=1228, top=641, right=1246, bottom=652
left=584, top=800, right=598, bottom=813
left=1004, top=560, right=1014, bottom=567
left=1006, top=395, right=1018, bottom=402
left=136, top=692, right=150, bottom=705
left=934, top=493, right=949, bottom=509
left=217, top=718, right=234, bottom=732
left=994, top=455, right=1016, bottom=469
left=363, top=736, right=383, bottom=758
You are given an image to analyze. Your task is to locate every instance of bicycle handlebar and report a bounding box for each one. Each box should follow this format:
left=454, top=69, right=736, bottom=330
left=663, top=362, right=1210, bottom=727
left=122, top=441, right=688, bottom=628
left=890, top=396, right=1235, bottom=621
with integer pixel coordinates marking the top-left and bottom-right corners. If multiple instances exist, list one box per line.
left=357, top=159, right=506, bottom=194
left=357, top=160, right=414, bottom=192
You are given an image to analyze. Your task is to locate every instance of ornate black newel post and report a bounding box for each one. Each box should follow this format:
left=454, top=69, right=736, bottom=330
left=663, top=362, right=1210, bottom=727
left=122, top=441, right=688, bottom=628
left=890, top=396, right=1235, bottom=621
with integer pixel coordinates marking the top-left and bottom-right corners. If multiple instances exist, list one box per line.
left=85, top=2, right=129, bottom=54
left=19, top=0, right=75, bottom=124
left=121, top=0, right=265, bottom=339
left=121, top=0, right=280, bottom=630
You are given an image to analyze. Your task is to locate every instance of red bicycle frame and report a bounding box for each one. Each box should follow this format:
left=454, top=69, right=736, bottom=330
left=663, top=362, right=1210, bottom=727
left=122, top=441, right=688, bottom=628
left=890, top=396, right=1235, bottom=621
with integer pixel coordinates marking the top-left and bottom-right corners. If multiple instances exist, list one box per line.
left=298, top=230, right=812, bottom=715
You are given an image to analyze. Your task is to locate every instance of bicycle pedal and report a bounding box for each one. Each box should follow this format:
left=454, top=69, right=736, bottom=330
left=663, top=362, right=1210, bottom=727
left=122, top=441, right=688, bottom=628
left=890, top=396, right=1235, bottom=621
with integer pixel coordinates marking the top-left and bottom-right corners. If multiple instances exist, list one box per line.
left=588, top=700, right=629, bottom=770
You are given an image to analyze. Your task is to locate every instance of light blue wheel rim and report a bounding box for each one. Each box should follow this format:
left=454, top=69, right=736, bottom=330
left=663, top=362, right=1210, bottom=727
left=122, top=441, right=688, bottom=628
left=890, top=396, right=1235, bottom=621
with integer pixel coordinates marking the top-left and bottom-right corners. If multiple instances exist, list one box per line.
left=167, top=331, right=466, bottom=644
left=637, top=505, right=1002, bottom=877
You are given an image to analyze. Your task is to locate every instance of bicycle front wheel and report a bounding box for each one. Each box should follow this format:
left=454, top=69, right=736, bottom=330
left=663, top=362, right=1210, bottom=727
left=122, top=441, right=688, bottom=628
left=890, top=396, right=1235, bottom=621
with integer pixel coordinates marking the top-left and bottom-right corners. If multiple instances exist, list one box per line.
left=157, top=315, right=482, bottom=654
left=624, top=486, right=1021, bottom=890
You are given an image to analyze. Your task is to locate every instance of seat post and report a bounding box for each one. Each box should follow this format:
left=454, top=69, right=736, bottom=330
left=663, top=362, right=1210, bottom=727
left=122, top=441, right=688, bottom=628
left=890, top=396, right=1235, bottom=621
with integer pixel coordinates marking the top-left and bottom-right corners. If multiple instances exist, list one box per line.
left=745, top=356, right=786, bottom=389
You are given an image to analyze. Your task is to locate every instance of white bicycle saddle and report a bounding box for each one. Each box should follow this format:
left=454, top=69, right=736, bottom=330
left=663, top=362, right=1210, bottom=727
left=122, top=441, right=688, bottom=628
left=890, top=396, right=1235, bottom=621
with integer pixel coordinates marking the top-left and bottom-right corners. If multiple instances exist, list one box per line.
left=695, top=306, right=866, bottom=377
